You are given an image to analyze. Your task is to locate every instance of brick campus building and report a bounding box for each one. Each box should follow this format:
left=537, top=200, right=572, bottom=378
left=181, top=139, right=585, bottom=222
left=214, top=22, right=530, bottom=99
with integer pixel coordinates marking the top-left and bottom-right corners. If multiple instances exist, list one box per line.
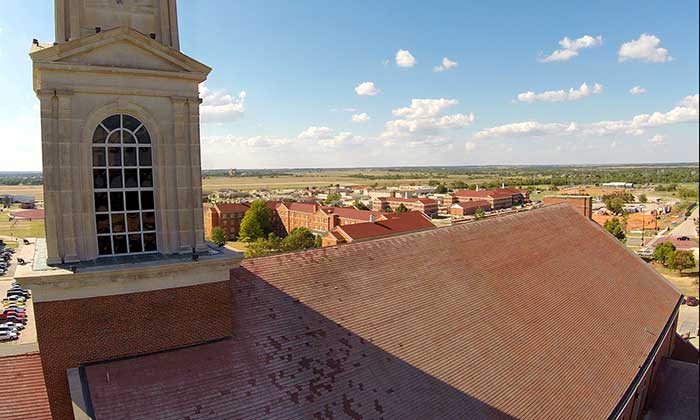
left=276, top=202, right=387, bottom=235
left=7, top=3, right=697, bottom=420
left=372, top=196, right=439, bottom=216
left=203, top=201, right=283, bottom=240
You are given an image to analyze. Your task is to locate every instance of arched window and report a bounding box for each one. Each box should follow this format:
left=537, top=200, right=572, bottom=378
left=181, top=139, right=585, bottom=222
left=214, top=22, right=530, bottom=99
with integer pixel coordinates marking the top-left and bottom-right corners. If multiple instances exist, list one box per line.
left=92, top=114, right=157, bottom=256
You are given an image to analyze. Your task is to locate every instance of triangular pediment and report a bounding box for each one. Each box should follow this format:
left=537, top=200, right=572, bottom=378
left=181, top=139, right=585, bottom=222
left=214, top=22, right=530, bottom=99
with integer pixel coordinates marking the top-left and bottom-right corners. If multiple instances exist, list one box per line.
left=31, top=26, right=210, bottom=76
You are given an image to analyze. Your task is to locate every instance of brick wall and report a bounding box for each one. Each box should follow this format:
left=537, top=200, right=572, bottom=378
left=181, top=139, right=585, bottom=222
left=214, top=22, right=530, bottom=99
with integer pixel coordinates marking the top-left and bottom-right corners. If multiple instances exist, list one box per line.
left=34, top=280, right=233, bottom=420
left=544, top=196, right=593, bottom=220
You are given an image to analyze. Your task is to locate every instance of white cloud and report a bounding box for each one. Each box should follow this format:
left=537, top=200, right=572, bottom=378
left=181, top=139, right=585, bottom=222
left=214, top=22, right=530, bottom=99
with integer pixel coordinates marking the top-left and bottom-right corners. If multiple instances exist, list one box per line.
left=541, top=35, right=602, bottom=62
left=433, top=57, right=458, bottom=72
left=298, top=126, right=333, bottom=140
left=395, top=49, right=417, bottom=68
left=199, top=84, right=246, bottom=122
left=517, top=82, right=603, bottom=103
left=619, top=34, right=672, bottom=63
left=296, top=126, right=365, bottom=148
left=351, top=113, right=370, bottom=123
left=648, top=134, right=667, bottom=144
left=630, top=86, right=647, bottom=95
left=474, top=94, right=699, bottom=140
left=381, top=98, right=475, bottom=147
left=465, top=142, right=477, bottom=152
left=355, top=81, right=380, bottom=96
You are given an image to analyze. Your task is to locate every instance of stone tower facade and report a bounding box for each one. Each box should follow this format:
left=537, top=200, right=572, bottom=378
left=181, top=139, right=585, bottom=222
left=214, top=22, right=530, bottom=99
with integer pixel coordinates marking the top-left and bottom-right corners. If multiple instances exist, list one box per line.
left=32, top=0, right=209, bottom=264
left=19, top=2, right=242, bottom=419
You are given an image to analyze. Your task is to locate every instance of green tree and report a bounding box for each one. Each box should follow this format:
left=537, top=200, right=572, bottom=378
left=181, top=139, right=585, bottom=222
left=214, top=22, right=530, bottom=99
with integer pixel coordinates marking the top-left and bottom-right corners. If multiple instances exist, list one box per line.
left=653, top=242, right=676, bottom=264
left=245, top=233, right=282, bottom=258
left=395, top=203, right=409, bottom=213
left=638, top=193, right=648, bottom=203
left=210, top=227, right=227, bottom=244
left=603, top=217, right=627, bottom=243
left=665, top=250, right=696, bottom=273
left=474, top=207, right=485, bottom=220
left=239, top=200, right=273, bottom=242
left=435, top=183, right=448, bottom=194
left=353, top=200, right=370, bottom=211
left=324, top=192, right=342, bottom=205
left=603, top=196, right=626, bottom=214
left=282, top=228, right=318, bottom=252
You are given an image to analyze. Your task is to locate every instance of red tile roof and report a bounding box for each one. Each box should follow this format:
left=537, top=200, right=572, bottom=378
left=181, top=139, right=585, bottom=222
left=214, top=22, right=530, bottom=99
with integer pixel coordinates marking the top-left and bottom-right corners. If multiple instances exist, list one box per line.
left=320, top=206, right=385, bottom=221
left=213, top=202, right=250, bottom=214
left=0, top=353, right=51, bottom=420
left=79, top=205, right=680, bottom=420
left=280, top=202, right=319, bottom=213
left=454, top=189, right=513, bottom=199
left=334, top=211, right=435, bottom=241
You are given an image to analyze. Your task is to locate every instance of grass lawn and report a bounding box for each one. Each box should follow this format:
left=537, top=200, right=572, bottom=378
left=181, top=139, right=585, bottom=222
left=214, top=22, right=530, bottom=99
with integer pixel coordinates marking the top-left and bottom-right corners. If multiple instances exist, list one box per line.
left=0, top=216, right=46, bottom=239
left=225, top=241, right=249, bottom=253
left=651, top=262, right=700, bottom=298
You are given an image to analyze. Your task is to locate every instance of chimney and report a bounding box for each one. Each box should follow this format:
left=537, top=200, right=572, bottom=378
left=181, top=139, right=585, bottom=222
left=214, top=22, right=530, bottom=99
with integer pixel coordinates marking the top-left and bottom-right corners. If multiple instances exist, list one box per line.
left=330, top=214, right=340, bottom=229
left=369, top=214, right=376, bottom=224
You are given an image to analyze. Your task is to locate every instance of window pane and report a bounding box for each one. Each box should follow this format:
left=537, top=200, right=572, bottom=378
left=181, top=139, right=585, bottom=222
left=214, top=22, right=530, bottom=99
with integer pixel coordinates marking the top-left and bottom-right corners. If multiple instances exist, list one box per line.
left=92, top=147, right=106, bottom=166
left=125, top=191, right=140, bottom=211
left=143, top=232, right=157, bottom=252
left=140, top=191, right=154, bottom=210
left=123, top=132, right=137, bottom=144
left=110, top=192, right=124, bottom=211
left=102, top=115, right=121, bottom=131
left=139, top=169, right=153, bottom=187
left=123, top=147, right=137, bottom=166
left=108, top=147, right=122, bottom=166
left=138, top=147, right=152, bottom=166
left=96, top=214, right=110, bottom=234
left=127, top=213, right=141, bottom=232
left=107, top=131, right=121, bottom=144
left=135, top=127, right=151, bottom=144
left=122, top=115, right=141, bottom=133
left=111, top=213, right=125, bottom=233
left=142, top=212, right=156, bottom=231
left=128, top=234, right=143, bottom=253
left=124, top=169, right=138, bottom=188
left=97, top=236, right=113, bottom=255
left=109, top=169, right=123, bottom=189
left=94, top=192, right=109, bottom=212
left=93, top=125, right=109, bottom=143
left=93, top=169, right=107, bottom=189
left=113, top=235, right=128, bottom=254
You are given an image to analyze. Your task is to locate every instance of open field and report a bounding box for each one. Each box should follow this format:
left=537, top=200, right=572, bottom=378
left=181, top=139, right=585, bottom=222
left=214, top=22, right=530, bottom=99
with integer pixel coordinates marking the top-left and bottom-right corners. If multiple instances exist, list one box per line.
left=0, top=185, right=44, bottom=201
left=0, top=216, right=45, bottom=239
left=652, top=262, right=699, bottom=298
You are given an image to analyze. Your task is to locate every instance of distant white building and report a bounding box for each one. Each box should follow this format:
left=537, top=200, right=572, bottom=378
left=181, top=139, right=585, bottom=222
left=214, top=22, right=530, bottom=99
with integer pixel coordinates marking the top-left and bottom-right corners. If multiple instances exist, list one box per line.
left=602, top=182, right=634, bottom=188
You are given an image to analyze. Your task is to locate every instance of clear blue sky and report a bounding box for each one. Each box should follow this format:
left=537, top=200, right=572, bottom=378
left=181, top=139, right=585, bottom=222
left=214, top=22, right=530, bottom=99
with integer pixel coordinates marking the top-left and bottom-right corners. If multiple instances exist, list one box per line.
left=0, top=0, right=698, bottom=170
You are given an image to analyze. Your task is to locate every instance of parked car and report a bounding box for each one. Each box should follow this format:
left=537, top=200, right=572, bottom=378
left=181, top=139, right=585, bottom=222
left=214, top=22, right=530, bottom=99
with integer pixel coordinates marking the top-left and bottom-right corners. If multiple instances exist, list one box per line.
left=3, top=305, right=25, bottom=312
left=0, top=331, right=19, bottom=342
left=6, top=290, right=30, bottom=299
left=0, top=322, right=25, bottom=331
left=0, top=315, right=25, bottom=324
left=685, top=296, right=699, bottom=306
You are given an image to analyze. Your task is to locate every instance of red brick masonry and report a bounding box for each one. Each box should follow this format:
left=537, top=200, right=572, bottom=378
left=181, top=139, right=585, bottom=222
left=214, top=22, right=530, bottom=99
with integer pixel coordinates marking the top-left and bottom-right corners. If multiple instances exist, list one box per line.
left=34, top=280, right=233, bottom=420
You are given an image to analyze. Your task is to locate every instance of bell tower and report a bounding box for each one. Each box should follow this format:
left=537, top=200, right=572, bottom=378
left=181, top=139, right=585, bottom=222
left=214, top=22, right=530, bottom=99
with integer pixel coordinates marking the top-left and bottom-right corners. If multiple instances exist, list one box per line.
left=18, top=2, right=242, bottom=419
left=55, top=0, right=180, bottom=48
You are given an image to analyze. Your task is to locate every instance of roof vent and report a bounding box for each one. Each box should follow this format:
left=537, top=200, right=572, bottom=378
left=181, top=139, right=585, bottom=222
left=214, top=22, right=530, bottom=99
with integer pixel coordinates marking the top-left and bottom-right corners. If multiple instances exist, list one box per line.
left=370, top=214, right=376, bottom=224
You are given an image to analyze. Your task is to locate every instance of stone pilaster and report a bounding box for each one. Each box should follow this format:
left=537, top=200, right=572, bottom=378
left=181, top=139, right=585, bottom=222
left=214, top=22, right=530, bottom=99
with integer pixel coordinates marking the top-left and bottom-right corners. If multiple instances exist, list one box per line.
left=56, top=89, right=80, bottom=263
left=38, top=89, right=61, bottom=265
left=187, top=97, right=207, bottom=252
left=172, top=96, right=191, bottom=253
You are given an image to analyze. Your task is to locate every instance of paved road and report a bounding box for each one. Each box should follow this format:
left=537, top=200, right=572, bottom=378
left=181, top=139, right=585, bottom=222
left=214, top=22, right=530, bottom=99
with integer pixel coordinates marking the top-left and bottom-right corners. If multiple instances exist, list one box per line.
left=678, top=305, right=699, bottom=349
left=671, top=205, right=699, bottom=238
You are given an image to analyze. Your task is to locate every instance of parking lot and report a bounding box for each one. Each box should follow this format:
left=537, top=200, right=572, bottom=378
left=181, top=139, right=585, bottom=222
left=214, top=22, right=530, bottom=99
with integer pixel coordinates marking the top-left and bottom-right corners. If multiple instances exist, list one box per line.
left=0, top=243, right=38, bottom=357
